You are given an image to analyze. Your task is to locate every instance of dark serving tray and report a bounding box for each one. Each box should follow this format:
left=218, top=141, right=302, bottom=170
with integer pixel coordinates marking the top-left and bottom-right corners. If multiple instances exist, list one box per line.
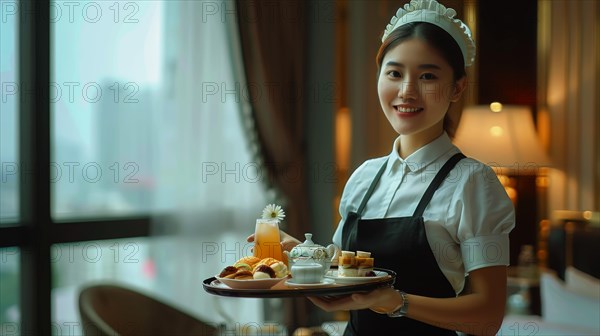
left=203, top=268, right=396, bottom=298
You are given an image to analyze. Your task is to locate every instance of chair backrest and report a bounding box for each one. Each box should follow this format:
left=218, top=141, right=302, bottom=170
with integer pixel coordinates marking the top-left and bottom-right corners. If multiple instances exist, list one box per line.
left=545, top=211, right=600, bottom=279
left=79, top=284, right=218, bottom=336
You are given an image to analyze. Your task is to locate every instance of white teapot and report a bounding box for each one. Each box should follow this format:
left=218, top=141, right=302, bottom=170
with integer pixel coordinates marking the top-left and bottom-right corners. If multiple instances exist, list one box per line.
left=284, top=233, right=340, bottom=276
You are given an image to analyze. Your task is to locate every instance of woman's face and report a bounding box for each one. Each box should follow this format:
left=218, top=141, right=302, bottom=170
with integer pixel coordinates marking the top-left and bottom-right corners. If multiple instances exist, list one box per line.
left=378, top=37, right=465, bottom=144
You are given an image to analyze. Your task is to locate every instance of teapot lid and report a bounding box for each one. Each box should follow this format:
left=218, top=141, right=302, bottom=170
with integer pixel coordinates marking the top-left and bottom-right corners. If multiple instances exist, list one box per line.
left=290, top=233, right=326, bottom=254
left=297, top=233, right=321, bottom=247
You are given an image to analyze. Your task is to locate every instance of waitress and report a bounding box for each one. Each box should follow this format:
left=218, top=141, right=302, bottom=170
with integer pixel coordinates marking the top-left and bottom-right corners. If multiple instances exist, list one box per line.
left=307, top=1, right=515, bottom=335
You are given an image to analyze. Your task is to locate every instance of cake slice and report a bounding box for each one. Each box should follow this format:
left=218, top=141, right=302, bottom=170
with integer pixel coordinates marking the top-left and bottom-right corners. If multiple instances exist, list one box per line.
left=338, top=251, right=357, bottom=277
left=338, top=250, right=374, bottom=277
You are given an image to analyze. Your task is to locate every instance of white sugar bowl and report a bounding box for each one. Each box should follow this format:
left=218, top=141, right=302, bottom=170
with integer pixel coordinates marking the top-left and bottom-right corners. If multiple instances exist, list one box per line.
left=290, top=263, right=325, bottom=284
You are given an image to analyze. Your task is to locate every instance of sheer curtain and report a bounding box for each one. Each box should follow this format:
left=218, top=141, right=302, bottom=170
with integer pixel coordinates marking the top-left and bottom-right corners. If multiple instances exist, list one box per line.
left=234, top=0, right=309, bottom=239
left=234, top=0, right=311, bottom=330
left=48, top=0, right=282, bottom=331
left=149, top=0, right=274, bottom=328
left=538, top=0, right=599, bottom=212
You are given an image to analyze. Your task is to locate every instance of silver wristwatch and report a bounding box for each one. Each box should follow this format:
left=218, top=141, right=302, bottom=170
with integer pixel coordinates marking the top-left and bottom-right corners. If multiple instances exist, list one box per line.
left=387, top=290, right=408, bottom=318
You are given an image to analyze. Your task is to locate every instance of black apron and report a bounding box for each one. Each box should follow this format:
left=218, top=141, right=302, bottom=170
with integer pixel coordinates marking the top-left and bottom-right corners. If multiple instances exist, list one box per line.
left=342, top=153, right=465, bottom=336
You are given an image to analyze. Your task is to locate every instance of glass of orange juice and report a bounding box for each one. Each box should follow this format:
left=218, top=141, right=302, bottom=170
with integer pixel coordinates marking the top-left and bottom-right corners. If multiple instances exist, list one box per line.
left=253, top=218, right=284, bottom=262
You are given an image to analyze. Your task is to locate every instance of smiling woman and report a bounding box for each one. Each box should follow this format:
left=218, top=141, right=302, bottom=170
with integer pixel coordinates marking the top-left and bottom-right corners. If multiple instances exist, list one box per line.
left=376, top=22, right=468, bottom=145
left=302, top=1, right=515, bottom=335
left=377, top=37, right=466, bottom=155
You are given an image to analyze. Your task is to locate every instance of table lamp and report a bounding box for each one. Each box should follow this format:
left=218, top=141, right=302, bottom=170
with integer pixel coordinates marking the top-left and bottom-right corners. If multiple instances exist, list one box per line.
left=453, top=103, right=551, bottom=174
left=454, top=103, right=551, bottom=200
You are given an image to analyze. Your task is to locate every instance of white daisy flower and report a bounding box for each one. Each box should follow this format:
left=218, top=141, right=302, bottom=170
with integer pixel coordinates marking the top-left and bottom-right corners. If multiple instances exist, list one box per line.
left=261, top=204, right=285, bottom=221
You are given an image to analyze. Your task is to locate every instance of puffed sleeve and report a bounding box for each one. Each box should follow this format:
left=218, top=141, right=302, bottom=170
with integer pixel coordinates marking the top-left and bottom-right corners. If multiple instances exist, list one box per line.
left=447, top=161, right=516, bottom=273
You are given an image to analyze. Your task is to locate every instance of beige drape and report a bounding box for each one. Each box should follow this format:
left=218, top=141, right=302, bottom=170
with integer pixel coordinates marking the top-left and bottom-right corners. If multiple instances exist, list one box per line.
left=235, top=1, right=309, bottom=238
left=538, top=0, right=600, bottom=212
left=235, top=0, right=311, bottom=331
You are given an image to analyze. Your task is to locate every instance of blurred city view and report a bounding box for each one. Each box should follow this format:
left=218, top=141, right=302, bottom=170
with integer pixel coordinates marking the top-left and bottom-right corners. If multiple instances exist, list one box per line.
left=1, top=1, right=271, bottom=333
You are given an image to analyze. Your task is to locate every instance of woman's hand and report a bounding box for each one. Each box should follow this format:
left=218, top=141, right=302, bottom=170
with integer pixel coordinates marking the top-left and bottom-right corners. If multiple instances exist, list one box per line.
left=246, top=230, right=301, bottom=253
left=308, top=286, right=401, bottom=313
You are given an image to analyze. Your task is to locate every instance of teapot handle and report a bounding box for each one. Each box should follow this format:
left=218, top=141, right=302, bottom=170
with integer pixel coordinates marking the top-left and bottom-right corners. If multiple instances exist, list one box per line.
left=327, top=244, right=341, bottom=262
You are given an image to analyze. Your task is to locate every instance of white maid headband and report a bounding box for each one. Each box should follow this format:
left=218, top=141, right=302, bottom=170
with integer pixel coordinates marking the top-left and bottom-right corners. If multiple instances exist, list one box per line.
left=382, top=0, right=476, bottom=67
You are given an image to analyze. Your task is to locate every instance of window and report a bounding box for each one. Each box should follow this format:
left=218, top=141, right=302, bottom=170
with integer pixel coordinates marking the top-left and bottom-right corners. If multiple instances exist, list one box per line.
left=51, top=2, right=164, bottom=218
left=2, top=1, right=272, bottom=334
left=0, top=5, right=20, bottom=333
left=0, top=247, right=19, bottom=329
left=1, top=0, right=19, bottom=225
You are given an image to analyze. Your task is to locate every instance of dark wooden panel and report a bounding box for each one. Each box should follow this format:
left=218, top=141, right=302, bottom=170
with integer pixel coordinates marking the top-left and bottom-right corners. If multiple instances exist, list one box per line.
left=477, top=0, right=538, bottom=108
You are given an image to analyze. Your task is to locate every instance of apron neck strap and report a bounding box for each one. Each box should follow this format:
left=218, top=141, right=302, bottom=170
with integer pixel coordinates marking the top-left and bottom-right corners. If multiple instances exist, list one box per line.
left=356, top=158, right=388, bottom=216
left=412, top=153, right=466, bottom=218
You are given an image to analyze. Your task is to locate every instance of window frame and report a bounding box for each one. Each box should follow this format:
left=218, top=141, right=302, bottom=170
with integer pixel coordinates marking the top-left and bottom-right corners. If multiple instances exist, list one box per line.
left=0, top=1, right=151, bottom=334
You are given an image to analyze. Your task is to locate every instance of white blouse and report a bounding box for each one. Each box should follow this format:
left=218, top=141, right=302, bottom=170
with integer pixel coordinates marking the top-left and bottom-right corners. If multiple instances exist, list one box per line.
left=332, top=133, right=515, bottom=294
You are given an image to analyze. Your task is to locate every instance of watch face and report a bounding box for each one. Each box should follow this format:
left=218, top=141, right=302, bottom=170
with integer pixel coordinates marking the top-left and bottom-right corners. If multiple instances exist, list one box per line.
left=388, top=309, right=404, bottom=318
left=387, top=290, right=408, bottom=317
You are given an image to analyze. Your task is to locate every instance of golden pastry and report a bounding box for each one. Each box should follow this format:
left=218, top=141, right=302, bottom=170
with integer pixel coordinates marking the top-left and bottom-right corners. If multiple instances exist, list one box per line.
left=253, top=264, right=276, bottom=279
left=218, top=266, right=238, bottom=278
left=255, top=257, right=280, bottom=268
left=233, top=262, right=252, bottom=272
left=232, top=270, right=253, bottom=280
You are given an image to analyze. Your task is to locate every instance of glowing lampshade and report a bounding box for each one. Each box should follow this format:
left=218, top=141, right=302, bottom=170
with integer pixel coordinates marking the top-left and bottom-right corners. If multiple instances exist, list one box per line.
left=453, top=104, right=551, bottom=174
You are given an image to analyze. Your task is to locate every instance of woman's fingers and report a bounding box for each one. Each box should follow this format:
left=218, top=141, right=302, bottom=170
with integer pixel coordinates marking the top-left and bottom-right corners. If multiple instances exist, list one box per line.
left=279, top=231, right=301, bottom=252
left=247, top=230, right=300, bottom=252
left=307, top=288, right=396, bottom=313
left=281, top=239, right=300, bottom=252
left=308, top=296, right=356, bottom=312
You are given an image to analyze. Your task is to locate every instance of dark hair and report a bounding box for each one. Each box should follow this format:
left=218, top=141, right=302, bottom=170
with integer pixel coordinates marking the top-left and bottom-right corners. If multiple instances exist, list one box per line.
left=376, top=22, right=466, bottom=80
left=376, top=22, right=467, bottom=136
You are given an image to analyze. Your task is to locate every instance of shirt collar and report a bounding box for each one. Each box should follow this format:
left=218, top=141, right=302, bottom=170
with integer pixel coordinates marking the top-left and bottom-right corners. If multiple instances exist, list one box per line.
left=388, top=132, right=456, bottom=173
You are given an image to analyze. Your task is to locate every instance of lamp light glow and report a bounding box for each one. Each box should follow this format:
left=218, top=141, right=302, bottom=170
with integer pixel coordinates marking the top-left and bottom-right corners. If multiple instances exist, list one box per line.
left=490, top=102, right=503, bottom=112
left=453, top=104, right=551, bottom=174
left=490, top=126, right=504, bottom=137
